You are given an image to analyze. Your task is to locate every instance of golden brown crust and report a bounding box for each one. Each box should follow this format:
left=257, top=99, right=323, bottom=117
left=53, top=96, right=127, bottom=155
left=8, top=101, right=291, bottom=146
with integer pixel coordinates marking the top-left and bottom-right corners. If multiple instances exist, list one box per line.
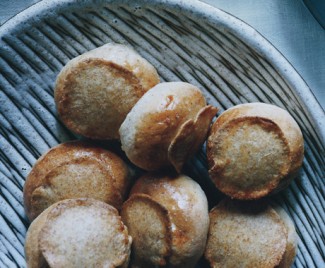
left=119, top=82, right=218, bottom=172
left=168, top=105, right=218, bottom=172
left=23, top=140, right=131, bottom=221
left=131, top=108, right=185, bottom=170
left=205, top=199, right=287, bottom=268
left=208, top=116, right=290, bottom=199
left=55, top=59, right=144, bottom=139
left=207, top=103, right=304, bottom=199
left=127, top=172, right=210, bottom=268
left=121, top=193, right=172, bottom=267
left=54, top=44, right=160, bottom=140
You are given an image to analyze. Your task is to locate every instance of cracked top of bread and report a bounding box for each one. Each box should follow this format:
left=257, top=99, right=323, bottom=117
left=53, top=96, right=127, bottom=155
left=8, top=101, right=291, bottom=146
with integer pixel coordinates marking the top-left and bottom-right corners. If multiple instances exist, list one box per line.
left=207, top=102, right=304, bottom=199
left=55, top=43, right=160, bottom=140
left=121, top=172, right=209, bottom=268
left=119, top=81, right=218, bottom=172
left=23, top=140, right=131, bottom=221
left=25, top=198, right=132, bottom=268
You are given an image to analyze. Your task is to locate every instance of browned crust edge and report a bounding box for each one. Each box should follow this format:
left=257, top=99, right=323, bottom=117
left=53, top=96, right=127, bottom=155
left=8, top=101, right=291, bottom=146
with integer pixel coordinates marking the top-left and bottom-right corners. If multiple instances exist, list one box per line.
left=207, top=116, right=292, bottom=200
left=23, top=141, right=127, bottom=221
left=54, top=58, right=144, bottom=140
left=121, top=193, right=173, bottom=267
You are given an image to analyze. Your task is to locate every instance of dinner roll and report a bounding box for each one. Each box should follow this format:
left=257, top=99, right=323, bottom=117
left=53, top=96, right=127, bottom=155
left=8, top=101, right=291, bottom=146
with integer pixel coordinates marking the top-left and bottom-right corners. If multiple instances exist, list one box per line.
left=207, top=102, right=304, bottom=199
left=204, top=199, right=288, bottom=268
left=55, top=43, right=160, bottom=140
left=121, top=172, right=209, bottom=268
left=25, top=198, right=132, bottom=268
left=119, top=82, right=218, bottom=172
left=24, top=141, right=131, bottom=221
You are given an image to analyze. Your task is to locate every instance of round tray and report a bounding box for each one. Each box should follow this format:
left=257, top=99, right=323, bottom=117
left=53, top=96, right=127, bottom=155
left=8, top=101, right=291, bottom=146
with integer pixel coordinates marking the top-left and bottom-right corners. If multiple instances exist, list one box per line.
left=0, top=0, right=324, bottom=267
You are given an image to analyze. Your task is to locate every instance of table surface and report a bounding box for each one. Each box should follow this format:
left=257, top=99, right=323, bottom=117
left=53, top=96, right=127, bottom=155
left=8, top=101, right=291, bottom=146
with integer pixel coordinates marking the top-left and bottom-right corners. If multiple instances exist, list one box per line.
left=0, top=0, right=324, bottom=110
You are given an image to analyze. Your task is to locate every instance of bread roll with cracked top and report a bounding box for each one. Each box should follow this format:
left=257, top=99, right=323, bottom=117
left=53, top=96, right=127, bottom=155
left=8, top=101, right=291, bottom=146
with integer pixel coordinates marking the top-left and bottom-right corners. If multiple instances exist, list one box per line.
left=55, top=43, right=160, bottom=140
left=119, top=82, right=218, bottom=172
left=204, top=199, right=289, bottom=268
left=121, top=172, right=209, bottom=268
left=207, top=102, right=304, bottom=199
left=25, top=198, right=131, bottom=268
left=24, top=141, right=131, bottom=221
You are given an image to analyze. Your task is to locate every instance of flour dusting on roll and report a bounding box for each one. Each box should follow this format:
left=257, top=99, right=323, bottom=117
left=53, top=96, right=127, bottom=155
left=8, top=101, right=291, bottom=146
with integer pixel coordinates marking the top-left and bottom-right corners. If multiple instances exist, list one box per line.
left=25, top=198, right=132, bottom=268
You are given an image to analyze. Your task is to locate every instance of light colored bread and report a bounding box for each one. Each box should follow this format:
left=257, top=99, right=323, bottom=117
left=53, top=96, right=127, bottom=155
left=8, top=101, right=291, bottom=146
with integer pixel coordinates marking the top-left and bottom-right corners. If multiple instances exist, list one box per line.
left=207, top=102, right=304, bottom=199
left=119, top=82, right=218, bottom=172
left=204, top=198, right=288, bottom=268
left=23, top=140, right=131, bottom=221
left=54, top=43, right=160, bottom=140
left=272, top=205, right=298, bottom=268
left=121, top=193, right=172, bottom=267
left=121, top=172, right=210, bottom=268
left=25, top=198, right=131, bottom=268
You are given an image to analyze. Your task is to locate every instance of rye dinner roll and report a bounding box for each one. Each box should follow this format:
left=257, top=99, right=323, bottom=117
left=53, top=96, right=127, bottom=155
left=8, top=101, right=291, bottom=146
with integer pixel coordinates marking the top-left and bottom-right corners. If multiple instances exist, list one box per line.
left=204, top=198, right=296, bottom=268
left=25, top=198, right=132, bottom=268
left=54, top=43, right=160, bottom=140
left=121, top=172, right=209, bottom=268
left=23, top=140, right=131, bottom=221
left=119, top=81, right=218, bottom=172
left=207, top=102, right=304, bottom=200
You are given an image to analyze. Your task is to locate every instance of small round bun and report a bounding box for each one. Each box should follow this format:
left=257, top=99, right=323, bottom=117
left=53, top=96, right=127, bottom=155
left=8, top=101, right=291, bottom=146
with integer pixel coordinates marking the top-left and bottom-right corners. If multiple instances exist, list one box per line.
left=55, top=43, right=160, bottom=140
left=119, top=82, right=218, bottom=172
left=121, top=172, right=209, bottom=268
left=23, top=140, right=131, bottom=221
left=204, top=199, right=288, bottom=268
left=207, top=102, right=304, bottom=199
left=25, top=198, right=132, bottom=268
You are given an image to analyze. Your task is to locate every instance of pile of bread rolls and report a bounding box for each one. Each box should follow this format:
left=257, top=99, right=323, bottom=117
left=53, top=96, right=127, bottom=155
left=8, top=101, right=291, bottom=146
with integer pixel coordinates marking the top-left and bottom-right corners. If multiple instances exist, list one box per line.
left=23, top=43, right=304, bottom=268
